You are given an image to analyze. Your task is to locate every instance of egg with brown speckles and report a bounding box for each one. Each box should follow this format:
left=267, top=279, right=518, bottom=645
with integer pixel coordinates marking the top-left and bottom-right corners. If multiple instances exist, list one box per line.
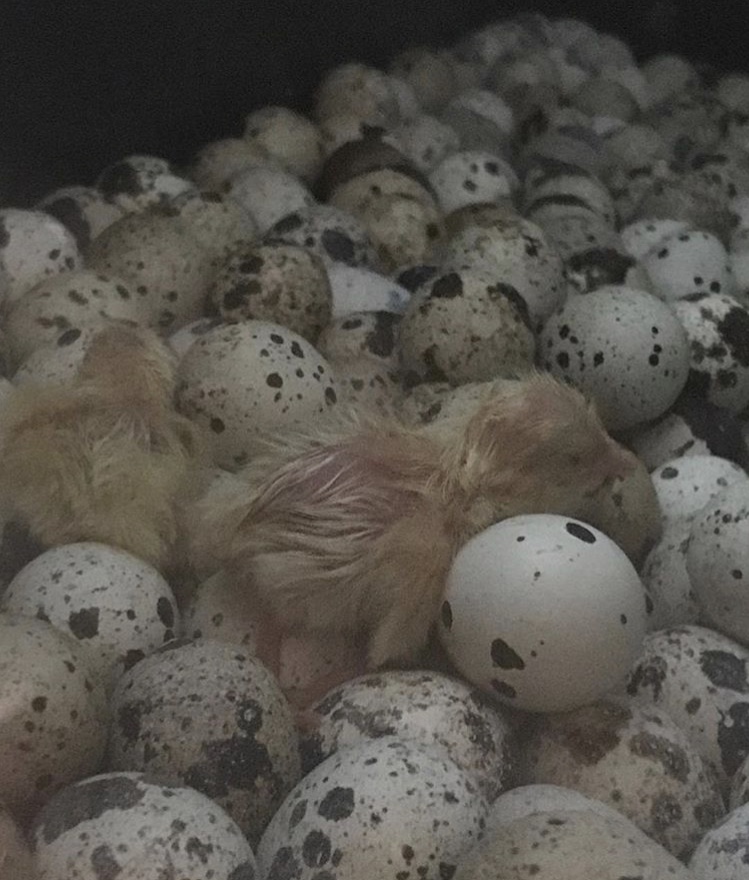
left=257, top=737, right=488, bottom=880
left=0, top=613, right=108, bottom=820
left=108, top=638, right=301, bottom=846
left=176, top=319, right=339, bottom=469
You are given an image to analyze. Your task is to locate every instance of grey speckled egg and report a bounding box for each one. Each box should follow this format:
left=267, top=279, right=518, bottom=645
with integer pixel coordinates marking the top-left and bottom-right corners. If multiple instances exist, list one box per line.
left=36, top=184, right=124, bottom=250
left=687, top=480, right=749, bottom=645
left=209, top=243, right=332, bottom=342
left=12, top=325, right=103, bottom=387
left=523, top=697, right=724, bottom=860
left=429, top=150, right=519, bottom=214
left=673, top=292, right=749, bottom=413
left=689, top=802, right=749, bottom=878
left=0, top=802, right=34, bottom=879
left=316, top=311, right=401, bottom=370
left=227, top=165, right=314, bottom=235
left=398, top=267, right=535, bottom=387
left=626, top=624, right=749, bottom=793
left=301, top=669, right=517, bottom=801
left=539, top=285, right=690, bottom=431
left=243, top=105, right=323, bottom=184
left=650, top=454, right=749, bottom=523
left=391, top=114, right=461, bottom=174
left=0, top=613, right=108, bottom=820
left=5, top=269, right=144, bottom=367
left=327, top=265, right=411, bottom=317
left=189, top=136, right=273, bottom=191
left=330, top=356, right=401, bottom=415
left=96, top=154, right=196, bottom=213
left=176, top=320, right=338, bottom=469
left=30, top=771, right=257, bottom=880
left=641, top=517, right=699, bottom=631
left=455, top=808, right=694, bottom=879
left=0, top=209, right=81, bottom=307
left=620, top=219, right=691, bottom=262
left=1, top=542, right=179, bottom=691
left=640, top=228, right=734, bottom=302
left=257, top=737, right=488, bottom=880
left=108, top=638, right=301, bottom=846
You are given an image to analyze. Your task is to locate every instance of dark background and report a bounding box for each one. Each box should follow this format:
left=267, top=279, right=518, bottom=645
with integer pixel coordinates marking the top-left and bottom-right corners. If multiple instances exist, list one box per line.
left=1, top=0, right=747, bottom=206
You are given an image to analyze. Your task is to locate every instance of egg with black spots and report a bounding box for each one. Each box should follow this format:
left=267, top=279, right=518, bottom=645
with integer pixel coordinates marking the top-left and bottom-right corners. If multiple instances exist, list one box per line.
left=689, top=801, right=749, bottom=877
left=438, top=514, right=648, bottom=712
left=317, top=311, right=402, bottom=370
left=641, top=518, right=700, bottom=631
left=95, top=154, right=195, bottom=213
left=257, top=737, right=488, bottom=880
left=1, top=542, right=180, bottom=692
left=176, top=320, right=338, bottom=469
left=29, top=771, right=257, bottom=880
left=639, top=229, right=734, bottom=302
left=326, top=264, right=411, bottom=316
left=650, top=454, right=749, bottom=523
left=108, top=639, right=301, bottom=846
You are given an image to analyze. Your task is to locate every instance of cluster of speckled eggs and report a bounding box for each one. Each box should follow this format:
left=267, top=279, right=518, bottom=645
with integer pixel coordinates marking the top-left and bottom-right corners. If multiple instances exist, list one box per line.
left=6, top=11, right=749, bottom=880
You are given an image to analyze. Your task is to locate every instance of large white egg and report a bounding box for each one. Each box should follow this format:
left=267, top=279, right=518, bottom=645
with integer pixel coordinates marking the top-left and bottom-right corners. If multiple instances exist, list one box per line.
left=438, top=514, right=648, bottom=712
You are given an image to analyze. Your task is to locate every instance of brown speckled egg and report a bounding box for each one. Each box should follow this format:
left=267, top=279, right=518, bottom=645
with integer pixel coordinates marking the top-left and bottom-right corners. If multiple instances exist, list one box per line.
left=258, top=737, right=488, bottom=880
left=108, top=639, right=301, bottom=846
left=398, top=267, right=536, bottom=387
left=5, top=270, right=144, bottom=367
left=523, top=697, right=725, bottom=860
left=87, top=211, right=215, bottom=332
left=1, top=542, right=180, bottom=692
left=209, top=243, right=332, bottom=341
left=301, top=669, right=517, bottom=801
left=0, top=613, right=108, bottom=820
left=176, top=319, right=338, bottom=469
left=30, top=771, right=257, bottom=880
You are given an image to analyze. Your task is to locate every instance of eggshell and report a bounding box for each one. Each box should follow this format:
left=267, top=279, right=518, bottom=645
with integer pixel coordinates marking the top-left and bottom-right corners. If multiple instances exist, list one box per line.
left=190, top=136, right=273, bottom=190
left=640, top=229, right=734, bottom=301
left=257, top=737, right=488, bottom=880
left=650, top=454, right=749, bottom=522
left=641, top=517, right=700, bottom=630
left=209, top=242, right=332, bottom=341
left=330, top=356, right=401, bottom=415
left=0, top=209, right=81, bottom=307
left=391, top=114, right=461, bottom=173
left=30, top=771, right=257, bottom=880
left=36, top=184, right=124, bottom=249
left=96, top=154, right=196, bottom=212
left=316, top=311, right=401, bottom=369
left=398, top=267, right=536, bottom=387
left=301, top=669, right=517, bottom=801
left=167, top=316, right=224, bottom=358
left=1, top=542, right=179, bottom=691
left=0, top=802, right=34, bottom=879
left=523, top=697, right=724, bottom=859
left=389, top=48, right=460, bottom=113
left=12, top=325, right=102, bottom=386
left=619, top=219, right=692, bottom=261
left=429, top=150, right=519, bottom=214
left=326, top=265, right=411, bottom=316
left=689, top=801, right=749, bottom=878
left=626, top=624, right=749, bottom=792
left=438, top=514, right=648, bottom=712
left=176, top=320, right=338, bottom=468
left=454, top=809, right=695, bottom=879
left=314, top=62, right=402, bottom=126
left=227, top=165, right=315, bottom=235
left=0, top=613, right=108, bottom=819
left=243, top=105, right=324, bottom=183
left=686, top=480, right=749, bottom=644
left=539, top=284, right=690, bottom=431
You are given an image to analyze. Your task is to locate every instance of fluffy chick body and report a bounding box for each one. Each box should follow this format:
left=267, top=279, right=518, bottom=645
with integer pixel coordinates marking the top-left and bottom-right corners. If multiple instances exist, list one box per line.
left=0, top=324, right=204, bottom=571
left=191, top=371, right=639, bottom=670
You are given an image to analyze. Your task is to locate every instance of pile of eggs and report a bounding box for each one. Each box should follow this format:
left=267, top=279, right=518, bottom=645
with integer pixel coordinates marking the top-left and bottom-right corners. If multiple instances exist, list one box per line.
left=7, top=10, right=749, bottom=879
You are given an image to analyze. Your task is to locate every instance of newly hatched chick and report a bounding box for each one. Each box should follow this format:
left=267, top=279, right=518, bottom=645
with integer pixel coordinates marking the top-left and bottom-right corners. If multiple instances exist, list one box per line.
left=0, top=323, right=204, bottom=571
left=190, top=372, right=636, bottom=695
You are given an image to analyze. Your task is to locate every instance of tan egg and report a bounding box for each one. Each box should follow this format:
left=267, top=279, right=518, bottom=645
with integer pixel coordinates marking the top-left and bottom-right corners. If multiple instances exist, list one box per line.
left=243, top=105, right=324, bottom=183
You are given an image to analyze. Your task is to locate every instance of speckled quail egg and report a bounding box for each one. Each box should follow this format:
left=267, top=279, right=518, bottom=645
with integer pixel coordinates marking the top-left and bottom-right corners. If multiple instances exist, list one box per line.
left=641, top=517, right=699, bottom=630
left=398, top=267, right=535, bottom=387
left=428, top=150, right=519, bottom=214
left=265, top=203, right=378, bottom=269
left=439, top=514, right=648, bottom=712
left=539, top=285, right=690, bottom=431
left=96, top=154, right=196, bottom=213
left=176, top=320, right=338, bottom=469
left=183, top=569, right=360, bottom=700
left=86, top=211, right=215, bottom=332
left=391, top=114, right=461, bottom=174
left=330, top=356, right=401, bottom=415
left=686, top=480, right=749, bottom=644
left=300, top=670, right=517, bottom=801
left=389, top=47, right=460, bottom=113
left=640, top=228, right=734, bottom=302
left=0, top=542, right=179, bottom=691
left=36, top=184, right=124, bottom=249
left=626, top=624, right=749, bottom=792
left=0, top=208, right=81, bottom=307
left=650, top=453, right=749, bottom=523
left=443, top=214, right=567, bottom=329
left=257, top=737, right=488, bottom=880
left=30, top=771, right=257, bottom=880
left=327, top=265, right=411, bottom=316
left=0, top=613, right=108, bottom=820
left=4, top=270, right=144, bottom=366
left=441, top=88, right=514, bottom=153
left=167, top=316, right=224, bottom=358
left=159, top=188, right=258, bottom=267
left=0, top=802, right=34, bottom=879
left=226, top=165, right=315, bottom=235
left=243, top=105, right=323, bottom=183
left=454, top=808, right=694, bottom=879
left=524, top=167, right=617, bottom=227
left=729, top=752, right=749, bottom=809
left=625, top=397, right=749, bottom=470
left=108, top=638, right=301, bottom=845
left=672, top=292, right=749, bottom=412
left=12, top=324, right=105, bottom=386
left=190, top=136, right=274, bottom=190
left=536, top=212, right=621, bottom=261
left=208, top=243, right=332, bottom=341
left=396, top=378, right=502, bottom=427
left=619, top=218, right=692, bottom=261
left=314, top=62, right=402, bottom=127
left=689, top=801, right=749, bottom=878
left=523, top=697, right=724, bottom=860
left=316, top=311, right=401, bottom=370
